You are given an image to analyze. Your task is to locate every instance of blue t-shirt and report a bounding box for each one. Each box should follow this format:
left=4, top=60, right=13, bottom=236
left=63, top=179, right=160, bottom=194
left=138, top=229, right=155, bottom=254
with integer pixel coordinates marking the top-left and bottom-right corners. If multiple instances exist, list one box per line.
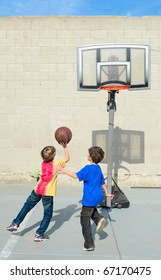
left=76, top=164, right=105, bottom=207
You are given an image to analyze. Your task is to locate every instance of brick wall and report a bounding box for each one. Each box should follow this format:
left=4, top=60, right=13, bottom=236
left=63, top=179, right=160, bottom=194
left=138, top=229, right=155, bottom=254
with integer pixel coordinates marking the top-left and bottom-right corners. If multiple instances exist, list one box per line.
left=0, top=16, right=161, bottom=182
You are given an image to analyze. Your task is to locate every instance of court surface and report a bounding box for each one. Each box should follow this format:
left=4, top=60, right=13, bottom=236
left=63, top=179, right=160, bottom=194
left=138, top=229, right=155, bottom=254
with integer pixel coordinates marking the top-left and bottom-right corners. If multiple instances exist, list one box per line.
left=0, top=183, right=161, bottom=260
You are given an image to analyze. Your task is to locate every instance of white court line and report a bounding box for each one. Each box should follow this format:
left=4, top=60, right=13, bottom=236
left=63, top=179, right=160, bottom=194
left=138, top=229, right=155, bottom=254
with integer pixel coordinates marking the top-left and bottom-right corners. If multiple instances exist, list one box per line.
left=0, top=211, right=33, bottom=260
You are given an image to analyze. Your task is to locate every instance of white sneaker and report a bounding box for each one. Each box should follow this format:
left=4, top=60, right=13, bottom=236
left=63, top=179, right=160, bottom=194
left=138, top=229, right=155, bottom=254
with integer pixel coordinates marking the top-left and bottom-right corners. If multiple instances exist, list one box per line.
left=6, top=224, right=19, bottom=232
left=96, top=218, right=106, bottom=233
left=34, top=234, right=49, bottom=242
left=83, top=246, right=94, bottom=251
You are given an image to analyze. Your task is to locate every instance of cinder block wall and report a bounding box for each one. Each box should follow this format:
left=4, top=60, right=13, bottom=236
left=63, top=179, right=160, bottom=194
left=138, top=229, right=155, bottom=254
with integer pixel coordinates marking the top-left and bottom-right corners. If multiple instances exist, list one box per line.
left=0, top=16, right=161, bottom=184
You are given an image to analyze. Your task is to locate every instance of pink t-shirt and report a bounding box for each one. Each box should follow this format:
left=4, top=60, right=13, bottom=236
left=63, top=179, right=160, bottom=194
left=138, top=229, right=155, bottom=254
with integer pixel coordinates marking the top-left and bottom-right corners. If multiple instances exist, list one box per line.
left=35, top=160, right=65, bottom=196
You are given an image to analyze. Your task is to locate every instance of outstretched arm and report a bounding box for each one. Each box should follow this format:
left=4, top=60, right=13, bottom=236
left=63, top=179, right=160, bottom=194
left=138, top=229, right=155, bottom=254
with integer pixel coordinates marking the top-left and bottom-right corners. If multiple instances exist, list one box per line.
left=59, top=166, right=78, bottom=179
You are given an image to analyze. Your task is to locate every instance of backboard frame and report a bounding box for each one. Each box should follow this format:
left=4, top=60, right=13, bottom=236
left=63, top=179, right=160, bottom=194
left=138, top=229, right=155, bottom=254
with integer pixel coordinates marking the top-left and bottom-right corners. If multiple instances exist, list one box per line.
left=77, top=43, right=150, bottom=91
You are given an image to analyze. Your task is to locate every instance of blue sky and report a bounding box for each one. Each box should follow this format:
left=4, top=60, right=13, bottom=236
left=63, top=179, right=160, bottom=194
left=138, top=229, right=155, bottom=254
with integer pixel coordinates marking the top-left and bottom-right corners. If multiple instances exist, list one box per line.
left=0, top=0, right=161, bottom=16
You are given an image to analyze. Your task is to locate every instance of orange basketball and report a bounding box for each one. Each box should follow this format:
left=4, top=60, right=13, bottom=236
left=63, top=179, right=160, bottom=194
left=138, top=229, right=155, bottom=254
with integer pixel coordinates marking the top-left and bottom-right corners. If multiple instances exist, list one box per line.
left=55, top=127, right=72, bottom=144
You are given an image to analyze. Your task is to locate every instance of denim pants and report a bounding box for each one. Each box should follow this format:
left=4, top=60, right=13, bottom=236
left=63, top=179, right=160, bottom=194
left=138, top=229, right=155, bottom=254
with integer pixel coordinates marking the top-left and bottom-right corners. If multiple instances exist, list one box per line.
left=12, top=190, right=53, bottom=236
left=80, top=206, right=102, bottom=248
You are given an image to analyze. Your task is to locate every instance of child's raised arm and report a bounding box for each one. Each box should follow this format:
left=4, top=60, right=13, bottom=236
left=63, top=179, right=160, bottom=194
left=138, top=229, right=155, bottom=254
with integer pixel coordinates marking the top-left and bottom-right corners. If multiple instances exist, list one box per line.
left=60, top=142, right=70, bottom=163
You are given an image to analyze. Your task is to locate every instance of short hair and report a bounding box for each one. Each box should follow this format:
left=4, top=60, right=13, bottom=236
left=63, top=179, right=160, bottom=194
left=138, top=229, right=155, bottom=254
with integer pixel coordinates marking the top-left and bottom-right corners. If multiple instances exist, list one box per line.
left=88, top=146, right=105, bottom=164
left=41, top=146, right=56, bottom=162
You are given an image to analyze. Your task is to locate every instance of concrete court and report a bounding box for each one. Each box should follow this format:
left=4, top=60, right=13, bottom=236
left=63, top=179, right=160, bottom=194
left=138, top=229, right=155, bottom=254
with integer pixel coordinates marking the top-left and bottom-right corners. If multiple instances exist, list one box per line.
left=0, top=183, right=161, bottom=260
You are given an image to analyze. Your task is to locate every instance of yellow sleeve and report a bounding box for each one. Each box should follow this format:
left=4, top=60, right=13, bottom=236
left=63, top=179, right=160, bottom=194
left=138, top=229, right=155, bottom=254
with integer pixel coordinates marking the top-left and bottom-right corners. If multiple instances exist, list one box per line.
left=54, top=160, right=66, bottom=168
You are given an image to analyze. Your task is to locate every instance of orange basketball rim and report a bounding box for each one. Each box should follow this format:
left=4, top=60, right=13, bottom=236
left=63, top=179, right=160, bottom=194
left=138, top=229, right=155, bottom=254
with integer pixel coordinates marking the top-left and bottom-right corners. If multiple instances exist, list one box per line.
left=100, top=85, right=130, bottom=91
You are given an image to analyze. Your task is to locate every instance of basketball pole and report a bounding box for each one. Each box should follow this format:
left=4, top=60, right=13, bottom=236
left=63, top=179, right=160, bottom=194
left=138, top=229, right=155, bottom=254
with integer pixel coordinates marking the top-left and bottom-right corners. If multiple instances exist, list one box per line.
left=99, top=85, right=130, bottom=208
left=106, top=90, right=117, bottom=207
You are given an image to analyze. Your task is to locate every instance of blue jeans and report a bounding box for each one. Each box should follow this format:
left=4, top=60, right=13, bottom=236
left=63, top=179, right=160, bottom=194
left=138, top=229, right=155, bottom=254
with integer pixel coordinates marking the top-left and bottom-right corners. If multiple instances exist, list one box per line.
left=12, top=190, right=53, bottom=236
left=80, top=206, right=102, bottom=248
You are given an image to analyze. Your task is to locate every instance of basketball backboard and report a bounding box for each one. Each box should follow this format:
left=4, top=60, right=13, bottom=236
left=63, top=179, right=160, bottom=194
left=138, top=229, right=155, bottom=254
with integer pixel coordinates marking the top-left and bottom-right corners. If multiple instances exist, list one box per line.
left=77, top=43, right=150, bottom=91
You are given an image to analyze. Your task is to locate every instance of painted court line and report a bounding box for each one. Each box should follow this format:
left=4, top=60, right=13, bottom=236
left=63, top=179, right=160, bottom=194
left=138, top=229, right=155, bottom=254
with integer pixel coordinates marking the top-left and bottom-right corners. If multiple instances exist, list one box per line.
left=0, top=211, right=33, bottom=260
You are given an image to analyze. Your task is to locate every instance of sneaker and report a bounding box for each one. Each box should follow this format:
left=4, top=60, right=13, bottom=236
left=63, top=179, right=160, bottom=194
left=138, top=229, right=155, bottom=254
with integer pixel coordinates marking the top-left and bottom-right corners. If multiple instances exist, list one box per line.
left=34, top=234, right=49, bottom=242
left=6, top=224, right=19, bottom=232
left=96, top=218, right=106, bottom=233
left=83, top=246, right=94, bottom=251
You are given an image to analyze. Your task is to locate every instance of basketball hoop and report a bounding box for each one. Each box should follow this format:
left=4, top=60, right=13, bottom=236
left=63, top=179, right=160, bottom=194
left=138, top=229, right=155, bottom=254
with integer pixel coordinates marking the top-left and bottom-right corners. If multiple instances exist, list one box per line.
left=100, top=85, right=130, bottom=91
left=77, top=43, right=150, bottom=208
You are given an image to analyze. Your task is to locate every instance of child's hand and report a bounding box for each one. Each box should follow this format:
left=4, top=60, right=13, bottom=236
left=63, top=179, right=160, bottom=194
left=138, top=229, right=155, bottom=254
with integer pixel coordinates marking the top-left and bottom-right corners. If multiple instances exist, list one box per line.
left=107, top=194, right=114, bottom=200
left=60, top=142, right=67, bottom=148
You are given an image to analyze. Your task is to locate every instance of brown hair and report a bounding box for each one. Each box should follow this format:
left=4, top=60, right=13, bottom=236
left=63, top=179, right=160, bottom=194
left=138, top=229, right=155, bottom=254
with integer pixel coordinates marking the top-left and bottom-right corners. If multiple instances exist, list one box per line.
left=88, top=146, right=105, bottom=164
left=41, top=146, right=56, bottom=162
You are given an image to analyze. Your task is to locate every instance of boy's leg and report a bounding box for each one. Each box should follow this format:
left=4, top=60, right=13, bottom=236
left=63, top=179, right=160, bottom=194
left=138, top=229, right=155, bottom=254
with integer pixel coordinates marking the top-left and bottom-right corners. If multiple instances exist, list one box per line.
left=91, top=207, right=103, bottom=225
left=7, top=190, right=41, bottom=231
left=80, top=206, right=94, bottom=250
left=35, top=195, right=53, bottom=237
left=91, top=207, right=106, bottom=233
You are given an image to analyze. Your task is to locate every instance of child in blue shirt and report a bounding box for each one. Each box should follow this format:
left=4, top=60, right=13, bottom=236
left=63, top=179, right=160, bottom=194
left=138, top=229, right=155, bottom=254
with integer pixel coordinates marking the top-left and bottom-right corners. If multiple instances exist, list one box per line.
left=59, top=146, right=114, bottom=251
